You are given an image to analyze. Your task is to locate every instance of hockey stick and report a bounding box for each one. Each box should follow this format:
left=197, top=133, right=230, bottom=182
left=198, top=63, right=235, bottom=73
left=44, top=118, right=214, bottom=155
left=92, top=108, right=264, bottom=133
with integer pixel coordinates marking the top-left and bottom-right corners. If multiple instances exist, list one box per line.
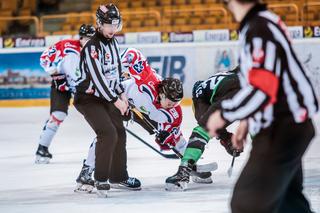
left=129, top=105, right=218, bottom=173
left=126, top=128, right=217, bottom=172
left=126, top=128, right=179, bottom=159
left=227, top=151, right=236, bottom=177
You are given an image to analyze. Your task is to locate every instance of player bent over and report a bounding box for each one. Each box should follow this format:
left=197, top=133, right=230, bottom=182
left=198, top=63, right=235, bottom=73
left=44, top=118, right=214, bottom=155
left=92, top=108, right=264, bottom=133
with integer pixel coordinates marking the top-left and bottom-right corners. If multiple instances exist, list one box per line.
left=121, top=48, right=187, bottom=154
left=35, top=24, right=95, bottom=164
left=75, top=48, right=211, bottom=192
left=165, top=67, right=243, bottom=191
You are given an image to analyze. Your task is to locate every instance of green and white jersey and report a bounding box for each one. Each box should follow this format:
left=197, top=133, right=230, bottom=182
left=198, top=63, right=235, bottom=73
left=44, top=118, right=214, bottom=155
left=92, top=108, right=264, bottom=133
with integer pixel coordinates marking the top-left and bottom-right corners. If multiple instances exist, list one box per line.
left=193, top=69, right=239, bottom=104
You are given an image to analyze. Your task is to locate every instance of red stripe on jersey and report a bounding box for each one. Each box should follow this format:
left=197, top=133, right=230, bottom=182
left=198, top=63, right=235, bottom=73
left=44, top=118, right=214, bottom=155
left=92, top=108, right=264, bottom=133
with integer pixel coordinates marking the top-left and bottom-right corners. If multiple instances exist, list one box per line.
left=248, top=68, right=279, bottom=104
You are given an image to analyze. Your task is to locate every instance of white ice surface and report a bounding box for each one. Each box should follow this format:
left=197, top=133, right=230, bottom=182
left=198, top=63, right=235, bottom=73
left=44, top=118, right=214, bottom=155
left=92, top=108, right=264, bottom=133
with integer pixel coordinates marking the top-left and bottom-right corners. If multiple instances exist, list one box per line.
left=0, top=106, right=319, bottom=213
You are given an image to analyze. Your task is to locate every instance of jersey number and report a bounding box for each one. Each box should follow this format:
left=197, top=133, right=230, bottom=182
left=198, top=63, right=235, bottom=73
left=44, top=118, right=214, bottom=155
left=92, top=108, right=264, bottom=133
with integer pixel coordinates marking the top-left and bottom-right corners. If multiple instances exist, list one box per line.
left=133, top=61, right=144, bottom=73
left=195, top=84, right=204, bottom=98
left=169, top=108, right=179, bottom=119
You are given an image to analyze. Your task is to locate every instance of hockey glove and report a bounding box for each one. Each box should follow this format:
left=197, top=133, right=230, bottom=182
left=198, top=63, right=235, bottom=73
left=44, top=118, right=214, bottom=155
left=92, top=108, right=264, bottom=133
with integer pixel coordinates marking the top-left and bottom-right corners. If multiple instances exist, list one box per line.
left=52, top=74, right=69, bottom=92
left=218, top=131, right=243, bottom=157
left=155, top=130, right=174, bottom=150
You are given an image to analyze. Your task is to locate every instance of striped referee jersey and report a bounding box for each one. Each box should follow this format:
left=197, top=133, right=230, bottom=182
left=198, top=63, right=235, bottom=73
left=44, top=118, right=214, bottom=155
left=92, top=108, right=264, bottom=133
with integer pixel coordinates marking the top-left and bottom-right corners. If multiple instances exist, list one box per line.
left=220, top=4, right=319, bottom=135
left=76, top=32, right=124, bottom=102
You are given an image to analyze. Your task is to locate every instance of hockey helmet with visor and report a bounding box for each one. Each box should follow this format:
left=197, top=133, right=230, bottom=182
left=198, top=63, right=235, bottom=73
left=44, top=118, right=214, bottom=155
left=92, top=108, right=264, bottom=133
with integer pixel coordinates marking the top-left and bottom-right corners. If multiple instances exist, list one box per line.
left=96, top=4, right=122, bottom=33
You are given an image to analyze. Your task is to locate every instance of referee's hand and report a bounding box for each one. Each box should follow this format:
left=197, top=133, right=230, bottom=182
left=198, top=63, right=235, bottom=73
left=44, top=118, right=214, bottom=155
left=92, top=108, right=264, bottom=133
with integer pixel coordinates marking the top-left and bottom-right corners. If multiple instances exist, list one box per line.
left=232, top=119, right=248, bottom=150
left=114, top=98, right=128, bottom=115
left=207, top=110, right=226, bottom=137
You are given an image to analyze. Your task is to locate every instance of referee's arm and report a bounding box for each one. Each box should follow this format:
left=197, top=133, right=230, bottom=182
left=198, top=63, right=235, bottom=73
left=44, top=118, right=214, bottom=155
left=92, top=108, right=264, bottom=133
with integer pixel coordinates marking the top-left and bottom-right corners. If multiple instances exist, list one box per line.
left=114, top=38, right=125, bottom=96
left=83, top=45, right=118, bottom=103
left=115, top=83, right=125, bottom=95
left=221, top=34, right=280, bottom=122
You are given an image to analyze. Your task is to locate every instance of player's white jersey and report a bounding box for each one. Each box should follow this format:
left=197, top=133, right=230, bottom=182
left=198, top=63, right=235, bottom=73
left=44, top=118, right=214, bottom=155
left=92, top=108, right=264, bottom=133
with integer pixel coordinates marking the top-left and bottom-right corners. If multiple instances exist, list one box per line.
left=121, top=48, right=186, bottom=152
left=123, top=78, right=169, bottom=124
left=40, top=39, right=81, bottom=92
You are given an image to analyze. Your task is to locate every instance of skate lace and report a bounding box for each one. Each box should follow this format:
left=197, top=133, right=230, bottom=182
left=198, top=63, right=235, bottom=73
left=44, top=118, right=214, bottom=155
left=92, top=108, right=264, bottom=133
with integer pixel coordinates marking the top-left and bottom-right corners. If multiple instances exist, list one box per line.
left=178, top=166, right=191, bottom=179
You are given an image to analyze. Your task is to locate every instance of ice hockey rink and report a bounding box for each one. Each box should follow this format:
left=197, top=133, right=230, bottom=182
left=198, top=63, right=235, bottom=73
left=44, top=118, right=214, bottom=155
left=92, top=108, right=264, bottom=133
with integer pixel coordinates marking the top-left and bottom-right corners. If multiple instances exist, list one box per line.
left=0, top=106, right=319, bottom=213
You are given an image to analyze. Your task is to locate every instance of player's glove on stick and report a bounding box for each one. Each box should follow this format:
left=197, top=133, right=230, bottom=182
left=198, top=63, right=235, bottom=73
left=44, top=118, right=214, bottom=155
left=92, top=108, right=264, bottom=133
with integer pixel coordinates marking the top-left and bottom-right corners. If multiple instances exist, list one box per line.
left=218, top=132, right=243, bottom=157
left=155, top=130, right=174, bottom=150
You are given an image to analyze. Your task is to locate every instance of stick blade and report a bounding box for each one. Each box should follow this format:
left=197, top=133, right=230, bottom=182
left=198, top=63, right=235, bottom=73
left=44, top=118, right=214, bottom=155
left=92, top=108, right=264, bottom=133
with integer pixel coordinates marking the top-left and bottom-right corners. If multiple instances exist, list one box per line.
left=196, top=162, right=218, bottom=173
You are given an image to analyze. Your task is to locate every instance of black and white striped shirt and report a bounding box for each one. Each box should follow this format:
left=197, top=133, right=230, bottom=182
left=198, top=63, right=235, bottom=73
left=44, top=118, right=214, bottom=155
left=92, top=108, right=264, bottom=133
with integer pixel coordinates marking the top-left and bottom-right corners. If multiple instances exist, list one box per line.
left=220, top=4, right=319, bottom=135
left=76, top=32, right=124, bottom=103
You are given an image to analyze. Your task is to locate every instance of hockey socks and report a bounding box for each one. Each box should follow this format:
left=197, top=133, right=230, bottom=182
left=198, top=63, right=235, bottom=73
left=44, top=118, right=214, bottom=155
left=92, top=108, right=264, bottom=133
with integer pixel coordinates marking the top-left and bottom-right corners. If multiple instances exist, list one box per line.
left=38, top=111, right=66, bottom=148
left=182, top=148, right=202, bottom=165
left=181, top=126, right=210, bottom=165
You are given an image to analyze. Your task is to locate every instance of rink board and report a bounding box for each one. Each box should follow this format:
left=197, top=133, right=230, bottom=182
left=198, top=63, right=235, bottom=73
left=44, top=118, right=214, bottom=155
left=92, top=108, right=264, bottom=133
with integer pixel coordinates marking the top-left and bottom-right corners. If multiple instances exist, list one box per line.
left=0, top=39, right=319, bottom=104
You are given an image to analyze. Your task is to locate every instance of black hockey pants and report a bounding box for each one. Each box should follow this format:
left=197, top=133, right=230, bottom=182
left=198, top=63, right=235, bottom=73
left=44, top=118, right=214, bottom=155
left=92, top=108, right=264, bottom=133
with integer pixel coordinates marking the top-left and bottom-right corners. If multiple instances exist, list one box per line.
left=50, top=87, right=71, bottom=114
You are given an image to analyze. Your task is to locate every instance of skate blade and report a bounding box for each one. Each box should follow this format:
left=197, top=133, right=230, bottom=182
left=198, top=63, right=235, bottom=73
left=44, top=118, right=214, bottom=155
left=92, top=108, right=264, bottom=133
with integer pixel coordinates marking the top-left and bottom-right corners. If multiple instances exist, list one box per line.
left=35, top=155, right=50, bottom=164
left=191, top=176, right=213, bottom=184
left=96, top=190, right=108, bottom=198
left=74, top=183, right=94, bottom=193
left=109, top=183, right=141, bottom=191
left=165, top=182, right=188, bottom=191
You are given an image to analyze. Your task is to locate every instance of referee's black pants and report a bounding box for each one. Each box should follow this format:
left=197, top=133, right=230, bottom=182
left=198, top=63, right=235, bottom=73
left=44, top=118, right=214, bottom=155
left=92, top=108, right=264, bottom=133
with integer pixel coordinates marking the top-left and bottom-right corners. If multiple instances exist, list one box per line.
left=231, top=118, right=315, bottom=213
left=74, top=93, right=128, bottom=182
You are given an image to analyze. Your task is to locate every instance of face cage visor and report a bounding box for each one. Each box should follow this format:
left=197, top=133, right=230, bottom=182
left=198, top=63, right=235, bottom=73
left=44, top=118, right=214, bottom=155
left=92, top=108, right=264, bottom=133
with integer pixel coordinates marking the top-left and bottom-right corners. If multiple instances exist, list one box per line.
left=100, top=18, right=122, bottom=33
left=161, top=81, right=183, bottom=102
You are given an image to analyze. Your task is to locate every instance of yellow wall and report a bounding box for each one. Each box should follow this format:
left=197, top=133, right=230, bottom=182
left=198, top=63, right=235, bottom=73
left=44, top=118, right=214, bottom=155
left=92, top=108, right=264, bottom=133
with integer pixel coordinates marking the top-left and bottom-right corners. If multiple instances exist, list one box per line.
left=0, top=98, right=193, bottom=107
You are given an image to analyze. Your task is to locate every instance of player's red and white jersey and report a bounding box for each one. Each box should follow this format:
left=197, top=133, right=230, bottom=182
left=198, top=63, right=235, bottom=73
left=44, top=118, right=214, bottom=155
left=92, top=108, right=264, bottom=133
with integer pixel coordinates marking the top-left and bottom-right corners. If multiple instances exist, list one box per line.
left=156, top=103, right=184, bottom=151
left=40, top=39, right=81, bottom=91
left=121, top=48, right=186, bottom=151
left=121, top=47, right=161, bottom=94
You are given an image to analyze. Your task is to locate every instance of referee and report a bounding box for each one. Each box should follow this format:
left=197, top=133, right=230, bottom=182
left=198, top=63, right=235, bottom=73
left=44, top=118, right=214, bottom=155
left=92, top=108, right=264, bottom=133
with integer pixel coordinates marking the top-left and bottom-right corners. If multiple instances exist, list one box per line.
left=75, top=4, right=140, bottom=196
left=208, top=0, right=319, bottom=212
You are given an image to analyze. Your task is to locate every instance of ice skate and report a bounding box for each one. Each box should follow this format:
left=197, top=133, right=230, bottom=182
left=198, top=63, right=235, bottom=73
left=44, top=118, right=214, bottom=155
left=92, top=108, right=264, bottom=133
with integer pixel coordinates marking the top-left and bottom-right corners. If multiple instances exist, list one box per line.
left=35, top=144, right=52, bottom=164
left=165, top=165, right=191, bottom=191
left=109, top=177, right=141, bottom=191
left=95, top=181, right=110, bottom=198
left=74, top=161, right=94, bottom=193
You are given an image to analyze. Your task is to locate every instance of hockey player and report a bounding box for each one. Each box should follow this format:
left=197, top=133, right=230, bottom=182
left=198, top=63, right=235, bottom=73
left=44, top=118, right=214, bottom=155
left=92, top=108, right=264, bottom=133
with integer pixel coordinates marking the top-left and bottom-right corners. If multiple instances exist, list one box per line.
left=165, top=66, right=243, bottom=190
left=121, top=48, right=187, bottom=153
left=35, top=24, right=95, bottom=164
left=75, top=48, right=189, bottom=192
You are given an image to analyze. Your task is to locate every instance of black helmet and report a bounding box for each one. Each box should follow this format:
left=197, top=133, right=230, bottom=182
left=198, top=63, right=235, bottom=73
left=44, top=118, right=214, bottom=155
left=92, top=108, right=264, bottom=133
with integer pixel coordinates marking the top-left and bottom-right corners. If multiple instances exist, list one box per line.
left=79, top=24, right=95, bottom=38
left=159, top=78, right=183, bottom=102
left=96, top=3, right=122, bottom=31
